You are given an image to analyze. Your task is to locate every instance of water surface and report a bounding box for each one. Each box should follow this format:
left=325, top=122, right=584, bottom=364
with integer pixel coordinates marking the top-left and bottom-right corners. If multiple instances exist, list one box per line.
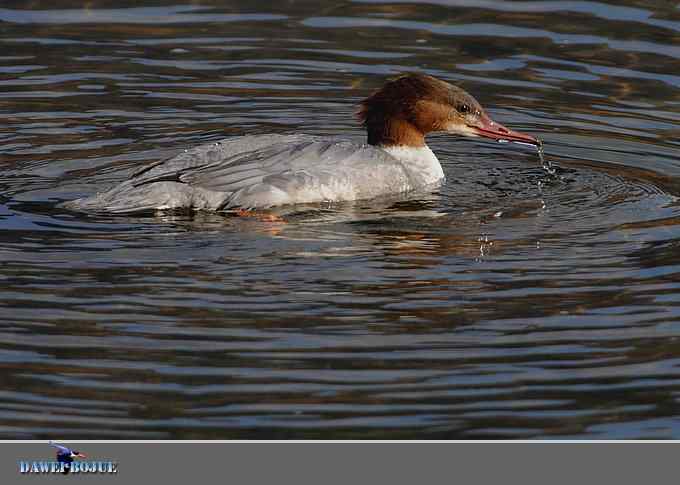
left=2, top=0, right=680, bottom=439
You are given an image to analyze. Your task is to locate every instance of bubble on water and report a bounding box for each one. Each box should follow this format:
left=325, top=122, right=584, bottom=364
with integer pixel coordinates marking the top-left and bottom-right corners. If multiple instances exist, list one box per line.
left=476, top=234, right=494, bottom=261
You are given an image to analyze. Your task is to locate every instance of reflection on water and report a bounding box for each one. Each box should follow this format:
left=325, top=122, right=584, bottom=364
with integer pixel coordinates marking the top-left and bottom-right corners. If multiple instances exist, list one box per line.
left=2, top=0, right=680, bottom=439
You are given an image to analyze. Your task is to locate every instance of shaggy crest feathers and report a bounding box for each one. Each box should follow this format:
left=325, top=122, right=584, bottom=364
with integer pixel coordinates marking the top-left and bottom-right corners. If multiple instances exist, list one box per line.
left=357, top=74, right=452, bottom=123
left=357, top=73, right=482, bottom=146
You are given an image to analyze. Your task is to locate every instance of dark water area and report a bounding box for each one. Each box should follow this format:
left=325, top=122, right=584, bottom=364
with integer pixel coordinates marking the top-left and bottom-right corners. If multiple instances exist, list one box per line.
left=2, top=0, right=680, bottom=439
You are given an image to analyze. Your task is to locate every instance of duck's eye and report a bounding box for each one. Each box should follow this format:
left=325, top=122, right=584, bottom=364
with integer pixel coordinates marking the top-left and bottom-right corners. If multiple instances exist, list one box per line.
left=457, top=103, right=471, bottom=114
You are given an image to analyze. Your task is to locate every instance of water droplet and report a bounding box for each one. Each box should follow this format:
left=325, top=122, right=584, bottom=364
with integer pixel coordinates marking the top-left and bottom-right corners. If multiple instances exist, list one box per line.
left=536, top=139, right=556, bottom=176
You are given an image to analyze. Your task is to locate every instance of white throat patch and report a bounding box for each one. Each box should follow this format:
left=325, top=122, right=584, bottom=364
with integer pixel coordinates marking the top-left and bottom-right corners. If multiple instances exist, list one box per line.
left=443, top=121, right=479, bottom=137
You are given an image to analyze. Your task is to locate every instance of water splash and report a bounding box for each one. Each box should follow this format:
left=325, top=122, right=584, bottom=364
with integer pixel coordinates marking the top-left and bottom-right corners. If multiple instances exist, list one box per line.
left=536, top=140, right=556, bottom=176
left=503, top=138, right=556, bottom=176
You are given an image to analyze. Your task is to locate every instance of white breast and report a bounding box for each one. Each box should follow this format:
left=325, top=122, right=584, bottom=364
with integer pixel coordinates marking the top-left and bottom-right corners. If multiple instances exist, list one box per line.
left=380, top=144, right=445, bottom=186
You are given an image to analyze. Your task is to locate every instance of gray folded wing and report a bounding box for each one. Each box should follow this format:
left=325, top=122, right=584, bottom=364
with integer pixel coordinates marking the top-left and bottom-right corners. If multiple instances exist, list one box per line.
left=62, top=134, right=404, bottom=213
left=129, top=134, right=309, bottom=187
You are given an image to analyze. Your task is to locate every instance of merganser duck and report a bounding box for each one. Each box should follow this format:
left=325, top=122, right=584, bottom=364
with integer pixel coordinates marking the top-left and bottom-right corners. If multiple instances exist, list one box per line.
left=62, top=73, right=538, bottom=214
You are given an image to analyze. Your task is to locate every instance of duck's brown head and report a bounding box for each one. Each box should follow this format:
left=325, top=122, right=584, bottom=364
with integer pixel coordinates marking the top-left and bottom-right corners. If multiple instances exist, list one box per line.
left=358, top=73, right=538, bottom=148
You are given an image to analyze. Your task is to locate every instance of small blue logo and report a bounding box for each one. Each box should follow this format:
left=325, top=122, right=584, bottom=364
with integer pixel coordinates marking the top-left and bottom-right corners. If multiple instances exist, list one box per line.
left=50, top=441, right=87, bottom=475
left=17, top=441, right=118, bottom=475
